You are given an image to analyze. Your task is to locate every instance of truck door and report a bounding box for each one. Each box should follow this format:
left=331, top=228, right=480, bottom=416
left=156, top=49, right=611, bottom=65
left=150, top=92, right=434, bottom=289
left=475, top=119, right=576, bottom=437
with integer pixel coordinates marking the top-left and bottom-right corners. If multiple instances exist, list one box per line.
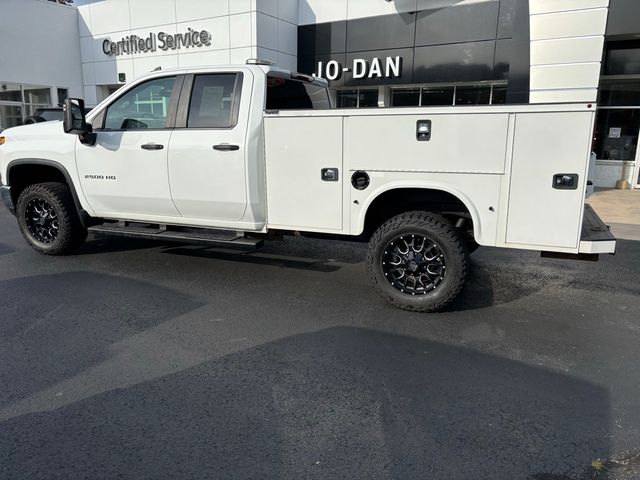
left=167, top=72, right=250, bottom=221
left=505, top=111, right=595, bottom=249
left=76, top=75, right=181, bottom=217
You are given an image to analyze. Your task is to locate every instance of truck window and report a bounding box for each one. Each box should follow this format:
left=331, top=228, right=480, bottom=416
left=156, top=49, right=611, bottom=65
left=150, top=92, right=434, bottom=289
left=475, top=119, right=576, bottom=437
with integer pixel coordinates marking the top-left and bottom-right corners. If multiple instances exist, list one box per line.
left=187, top=74, right=241, bottom=128
left=266, top=76, right=330, bottom=110
left=104, top=76, right=176, bottom=130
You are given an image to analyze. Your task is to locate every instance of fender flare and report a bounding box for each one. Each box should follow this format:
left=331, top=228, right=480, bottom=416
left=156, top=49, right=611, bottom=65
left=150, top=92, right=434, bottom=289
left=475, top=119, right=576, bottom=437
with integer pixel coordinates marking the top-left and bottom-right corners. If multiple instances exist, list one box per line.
left=356, top=181, right=484, bottom=242
left=6, top=158, right=93, bottom=227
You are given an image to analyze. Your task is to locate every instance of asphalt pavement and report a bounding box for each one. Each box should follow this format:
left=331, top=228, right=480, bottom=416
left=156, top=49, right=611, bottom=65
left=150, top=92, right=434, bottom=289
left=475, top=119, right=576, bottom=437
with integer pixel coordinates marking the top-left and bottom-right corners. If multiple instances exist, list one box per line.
left=0, top=207, right=639, bottom=480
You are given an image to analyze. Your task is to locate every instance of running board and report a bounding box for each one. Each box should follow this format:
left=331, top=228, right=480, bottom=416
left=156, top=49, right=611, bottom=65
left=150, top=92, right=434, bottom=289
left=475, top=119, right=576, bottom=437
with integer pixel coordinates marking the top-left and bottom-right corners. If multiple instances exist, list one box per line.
left=88, top=223, right=263, bottom=249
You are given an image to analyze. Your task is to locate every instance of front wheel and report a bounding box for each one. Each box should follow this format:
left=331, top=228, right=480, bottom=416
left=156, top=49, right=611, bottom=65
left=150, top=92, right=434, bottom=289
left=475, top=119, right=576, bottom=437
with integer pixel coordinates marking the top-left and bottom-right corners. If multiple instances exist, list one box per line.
left=16, top=182, right=87, bottom=255
left=366, top=211, right=468, bottom=312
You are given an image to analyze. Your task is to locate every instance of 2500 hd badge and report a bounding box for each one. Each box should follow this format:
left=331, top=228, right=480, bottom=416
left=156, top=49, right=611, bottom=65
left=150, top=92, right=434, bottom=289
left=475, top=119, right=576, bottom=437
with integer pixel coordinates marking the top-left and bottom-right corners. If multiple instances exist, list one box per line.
left=84, top=175, right=116, bottom=180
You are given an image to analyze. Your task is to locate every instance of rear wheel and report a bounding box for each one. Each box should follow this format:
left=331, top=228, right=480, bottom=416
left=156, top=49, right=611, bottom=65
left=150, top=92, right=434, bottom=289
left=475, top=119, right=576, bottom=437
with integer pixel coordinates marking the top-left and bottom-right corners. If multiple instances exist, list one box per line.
left=17, top=182, right=87, bottom=255
left=366, top=211, right=468, bottom=312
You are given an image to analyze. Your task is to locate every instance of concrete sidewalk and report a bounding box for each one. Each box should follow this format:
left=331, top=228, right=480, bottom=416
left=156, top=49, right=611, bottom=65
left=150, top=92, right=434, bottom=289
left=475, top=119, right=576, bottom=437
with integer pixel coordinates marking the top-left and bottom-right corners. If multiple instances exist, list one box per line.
left=587, top=189, right=640, bottom=241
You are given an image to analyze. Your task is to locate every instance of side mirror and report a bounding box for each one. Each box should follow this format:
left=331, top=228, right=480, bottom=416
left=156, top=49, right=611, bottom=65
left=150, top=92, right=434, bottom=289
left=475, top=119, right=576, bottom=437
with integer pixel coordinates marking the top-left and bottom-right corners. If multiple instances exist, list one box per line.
left=63, top=98, right=89, bottom=134
left=63, top=98, right=96, bottom=145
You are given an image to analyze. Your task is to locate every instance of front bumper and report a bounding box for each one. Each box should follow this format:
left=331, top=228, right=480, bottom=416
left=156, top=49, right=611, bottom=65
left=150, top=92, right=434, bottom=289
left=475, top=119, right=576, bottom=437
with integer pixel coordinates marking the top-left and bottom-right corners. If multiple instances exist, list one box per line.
left=1, top=186, right=15, bottom=215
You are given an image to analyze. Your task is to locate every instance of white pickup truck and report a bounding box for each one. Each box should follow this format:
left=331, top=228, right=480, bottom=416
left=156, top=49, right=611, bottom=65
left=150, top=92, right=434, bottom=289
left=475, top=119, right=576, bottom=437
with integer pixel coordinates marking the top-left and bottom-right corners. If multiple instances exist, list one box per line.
left=0, top=60, right=616, bottom=312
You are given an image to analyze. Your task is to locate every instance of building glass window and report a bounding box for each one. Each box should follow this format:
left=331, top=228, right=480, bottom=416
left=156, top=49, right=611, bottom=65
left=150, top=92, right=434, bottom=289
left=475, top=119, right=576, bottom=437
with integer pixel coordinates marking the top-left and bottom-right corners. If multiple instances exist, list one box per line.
left=594, top=39, right=640, bottom=187
left=337, top=90, right=358, bottom=108
left=0, top=82, right=61, bottom=130
left=57, top=88, right=69, bottom=106
left=0, top=83, right=22, bottom=103
left=391, top=88, right=420, bottom=107
left=599, top=81, right=640, bottom=107
left=491, top=85, right=507, bottom=104
left=604, top=40, right=640, bottom=76
left=421, top=87, right=455, bottom=106
left=337, top=89, right=379, bottom=108
left=390, top=84, right=503, bottom=107
left=455, top=85, right=491, bottom=105
left=0, top=104, right=23, bottom=131
left=359, top=89, right=379, bottom=108
left=594, top=109, right=639, bottom=161
left=23, top=85, right=52, bottom=116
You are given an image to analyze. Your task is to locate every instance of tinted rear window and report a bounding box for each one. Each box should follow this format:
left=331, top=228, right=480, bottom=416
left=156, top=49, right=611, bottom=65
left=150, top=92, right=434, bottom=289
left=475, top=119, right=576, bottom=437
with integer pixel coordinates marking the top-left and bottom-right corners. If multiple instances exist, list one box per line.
left=187, top=73, right=241, bottom=128
left=266, top=76, right=330, bottom=110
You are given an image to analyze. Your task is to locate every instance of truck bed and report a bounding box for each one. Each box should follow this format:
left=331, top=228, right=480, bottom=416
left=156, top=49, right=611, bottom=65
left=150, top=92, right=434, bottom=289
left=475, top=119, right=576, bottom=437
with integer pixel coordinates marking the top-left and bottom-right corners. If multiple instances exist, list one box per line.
left=264, top=102, right=613, bottom=255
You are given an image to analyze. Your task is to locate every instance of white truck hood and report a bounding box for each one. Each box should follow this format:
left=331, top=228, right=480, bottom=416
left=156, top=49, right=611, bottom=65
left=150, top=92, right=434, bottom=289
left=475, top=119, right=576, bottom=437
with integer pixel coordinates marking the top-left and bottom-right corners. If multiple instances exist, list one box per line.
left=2, top=120, right=65, bottom=139
left=0, top=120, right=77, bottom=183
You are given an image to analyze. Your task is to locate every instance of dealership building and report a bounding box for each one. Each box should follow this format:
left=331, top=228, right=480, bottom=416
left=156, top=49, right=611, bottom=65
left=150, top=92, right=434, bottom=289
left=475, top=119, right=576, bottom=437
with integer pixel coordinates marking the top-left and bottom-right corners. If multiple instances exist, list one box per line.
left=1, top=0, right=639, bottom=188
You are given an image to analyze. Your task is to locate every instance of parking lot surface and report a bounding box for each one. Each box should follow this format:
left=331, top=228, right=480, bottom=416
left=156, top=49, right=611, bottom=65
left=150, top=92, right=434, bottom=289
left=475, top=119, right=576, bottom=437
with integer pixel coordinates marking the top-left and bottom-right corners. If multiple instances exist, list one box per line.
left=1, top=207, right=639, bottom=480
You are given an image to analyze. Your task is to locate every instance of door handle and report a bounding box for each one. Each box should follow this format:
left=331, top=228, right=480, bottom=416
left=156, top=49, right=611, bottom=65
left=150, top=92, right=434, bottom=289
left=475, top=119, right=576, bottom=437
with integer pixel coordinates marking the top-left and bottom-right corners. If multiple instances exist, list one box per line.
left=141, top=143, right=164, bottom=150
left=321, top=168, right=339, bottom=182
left=213, top=144, right=240, bottom=151
left=552, top=173, right=579, bottom=190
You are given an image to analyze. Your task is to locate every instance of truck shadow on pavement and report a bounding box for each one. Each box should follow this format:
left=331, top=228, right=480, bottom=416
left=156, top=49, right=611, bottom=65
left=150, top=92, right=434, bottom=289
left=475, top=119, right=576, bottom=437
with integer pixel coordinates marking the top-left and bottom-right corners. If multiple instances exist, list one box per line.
left=159, top=235, right=372, bottom=273
left=76, top=236, right=163, bottom=255
left=159, top=244, right=546, bottom=310
left=444, top=258, right=547, bottom=312
left=161, top=245, right=344, bottom=272
left=0, top=326, right=611, bottom=480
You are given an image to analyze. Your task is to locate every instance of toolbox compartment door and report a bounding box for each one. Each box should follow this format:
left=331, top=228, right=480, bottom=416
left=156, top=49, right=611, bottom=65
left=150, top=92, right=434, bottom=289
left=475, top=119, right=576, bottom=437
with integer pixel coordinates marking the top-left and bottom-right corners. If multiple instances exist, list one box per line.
left=506, top=111, right=595, bottom=249
left=264, top=115, right=344, bottom=232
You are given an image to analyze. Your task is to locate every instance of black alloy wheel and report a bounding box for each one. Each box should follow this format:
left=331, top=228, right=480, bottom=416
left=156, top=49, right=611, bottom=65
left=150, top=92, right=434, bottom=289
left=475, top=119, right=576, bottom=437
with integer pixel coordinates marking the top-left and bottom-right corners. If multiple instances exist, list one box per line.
left=381, top=234, right=445, bottom=295
left=25, top=198, right=59, bottom=244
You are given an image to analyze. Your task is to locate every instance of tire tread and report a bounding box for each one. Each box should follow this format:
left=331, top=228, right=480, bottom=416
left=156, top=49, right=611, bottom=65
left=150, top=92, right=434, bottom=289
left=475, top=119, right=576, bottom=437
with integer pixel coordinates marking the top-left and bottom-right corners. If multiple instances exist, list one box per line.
left=366, top=211, right=468, bottom=312
left=16, top=182, right=86, bottom=255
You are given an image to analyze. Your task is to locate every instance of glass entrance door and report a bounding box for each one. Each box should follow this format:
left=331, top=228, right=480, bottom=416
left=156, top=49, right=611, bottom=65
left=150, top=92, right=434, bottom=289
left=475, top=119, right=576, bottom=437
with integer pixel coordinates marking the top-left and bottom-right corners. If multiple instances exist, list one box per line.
left=594, top=108, right=640, bottom=162
left=594, top=78, right=640, bottom=187
left=635, top=138, right=640, bottom=188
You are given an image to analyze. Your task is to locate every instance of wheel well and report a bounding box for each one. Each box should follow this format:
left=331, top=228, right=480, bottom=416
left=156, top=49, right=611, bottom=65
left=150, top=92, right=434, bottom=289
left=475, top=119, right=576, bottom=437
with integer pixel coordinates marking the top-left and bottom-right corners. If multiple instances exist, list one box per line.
left=6, top=162, right=94, bottom=228
left=8, top=164, right=67, bottom=204
left=362, top=188, right=475, bottom=240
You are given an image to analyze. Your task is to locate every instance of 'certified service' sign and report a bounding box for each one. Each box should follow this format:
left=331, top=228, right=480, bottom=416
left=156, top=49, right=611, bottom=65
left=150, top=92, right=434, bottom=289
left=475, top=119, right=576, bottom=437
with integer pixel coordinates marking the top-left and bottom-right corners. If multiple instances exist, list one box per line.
left=103, top=28, right=211, bottom=56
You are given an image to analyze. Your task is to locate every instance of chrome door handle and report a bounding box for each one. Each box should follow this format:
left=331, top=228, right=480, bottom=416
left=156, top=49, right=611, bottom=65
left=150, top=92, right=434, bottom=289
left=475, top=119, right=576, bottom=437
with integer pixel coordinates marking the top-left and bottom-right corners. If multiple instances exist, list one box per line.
left=213, top=144, right=240, bottom=151
left=141, top=143, right=164, bottom=150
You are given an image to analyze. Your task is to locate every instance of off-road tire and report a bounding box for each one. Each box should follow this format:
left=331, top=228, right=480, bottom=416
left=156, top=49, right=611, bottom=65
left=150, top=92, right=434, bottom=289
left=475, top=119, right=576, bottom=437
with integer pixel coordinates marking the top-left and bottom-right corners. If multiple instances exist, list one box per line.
left=366, top=211, right=468, bottom=312
left=17, top=182, right=87, bottom=255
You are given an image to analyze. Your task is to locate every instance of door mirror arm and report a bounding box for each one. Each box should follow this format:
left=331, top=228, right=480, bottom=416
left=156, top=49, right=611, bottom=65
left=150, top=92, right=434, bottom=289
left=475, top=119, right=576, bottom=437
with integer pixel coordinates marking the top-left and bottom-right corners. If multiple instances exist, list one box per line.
left=79, top=124, right=97, bottom=146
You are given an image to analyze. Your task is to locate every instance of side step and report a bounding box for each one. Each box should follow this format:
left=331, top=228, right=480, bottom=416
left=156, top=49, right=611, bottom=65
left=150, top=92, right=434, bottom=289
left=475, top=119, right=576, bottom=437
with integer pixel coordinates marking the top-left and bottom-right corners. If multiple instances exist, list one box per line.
left=88, top=222, right=263, bottom=249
